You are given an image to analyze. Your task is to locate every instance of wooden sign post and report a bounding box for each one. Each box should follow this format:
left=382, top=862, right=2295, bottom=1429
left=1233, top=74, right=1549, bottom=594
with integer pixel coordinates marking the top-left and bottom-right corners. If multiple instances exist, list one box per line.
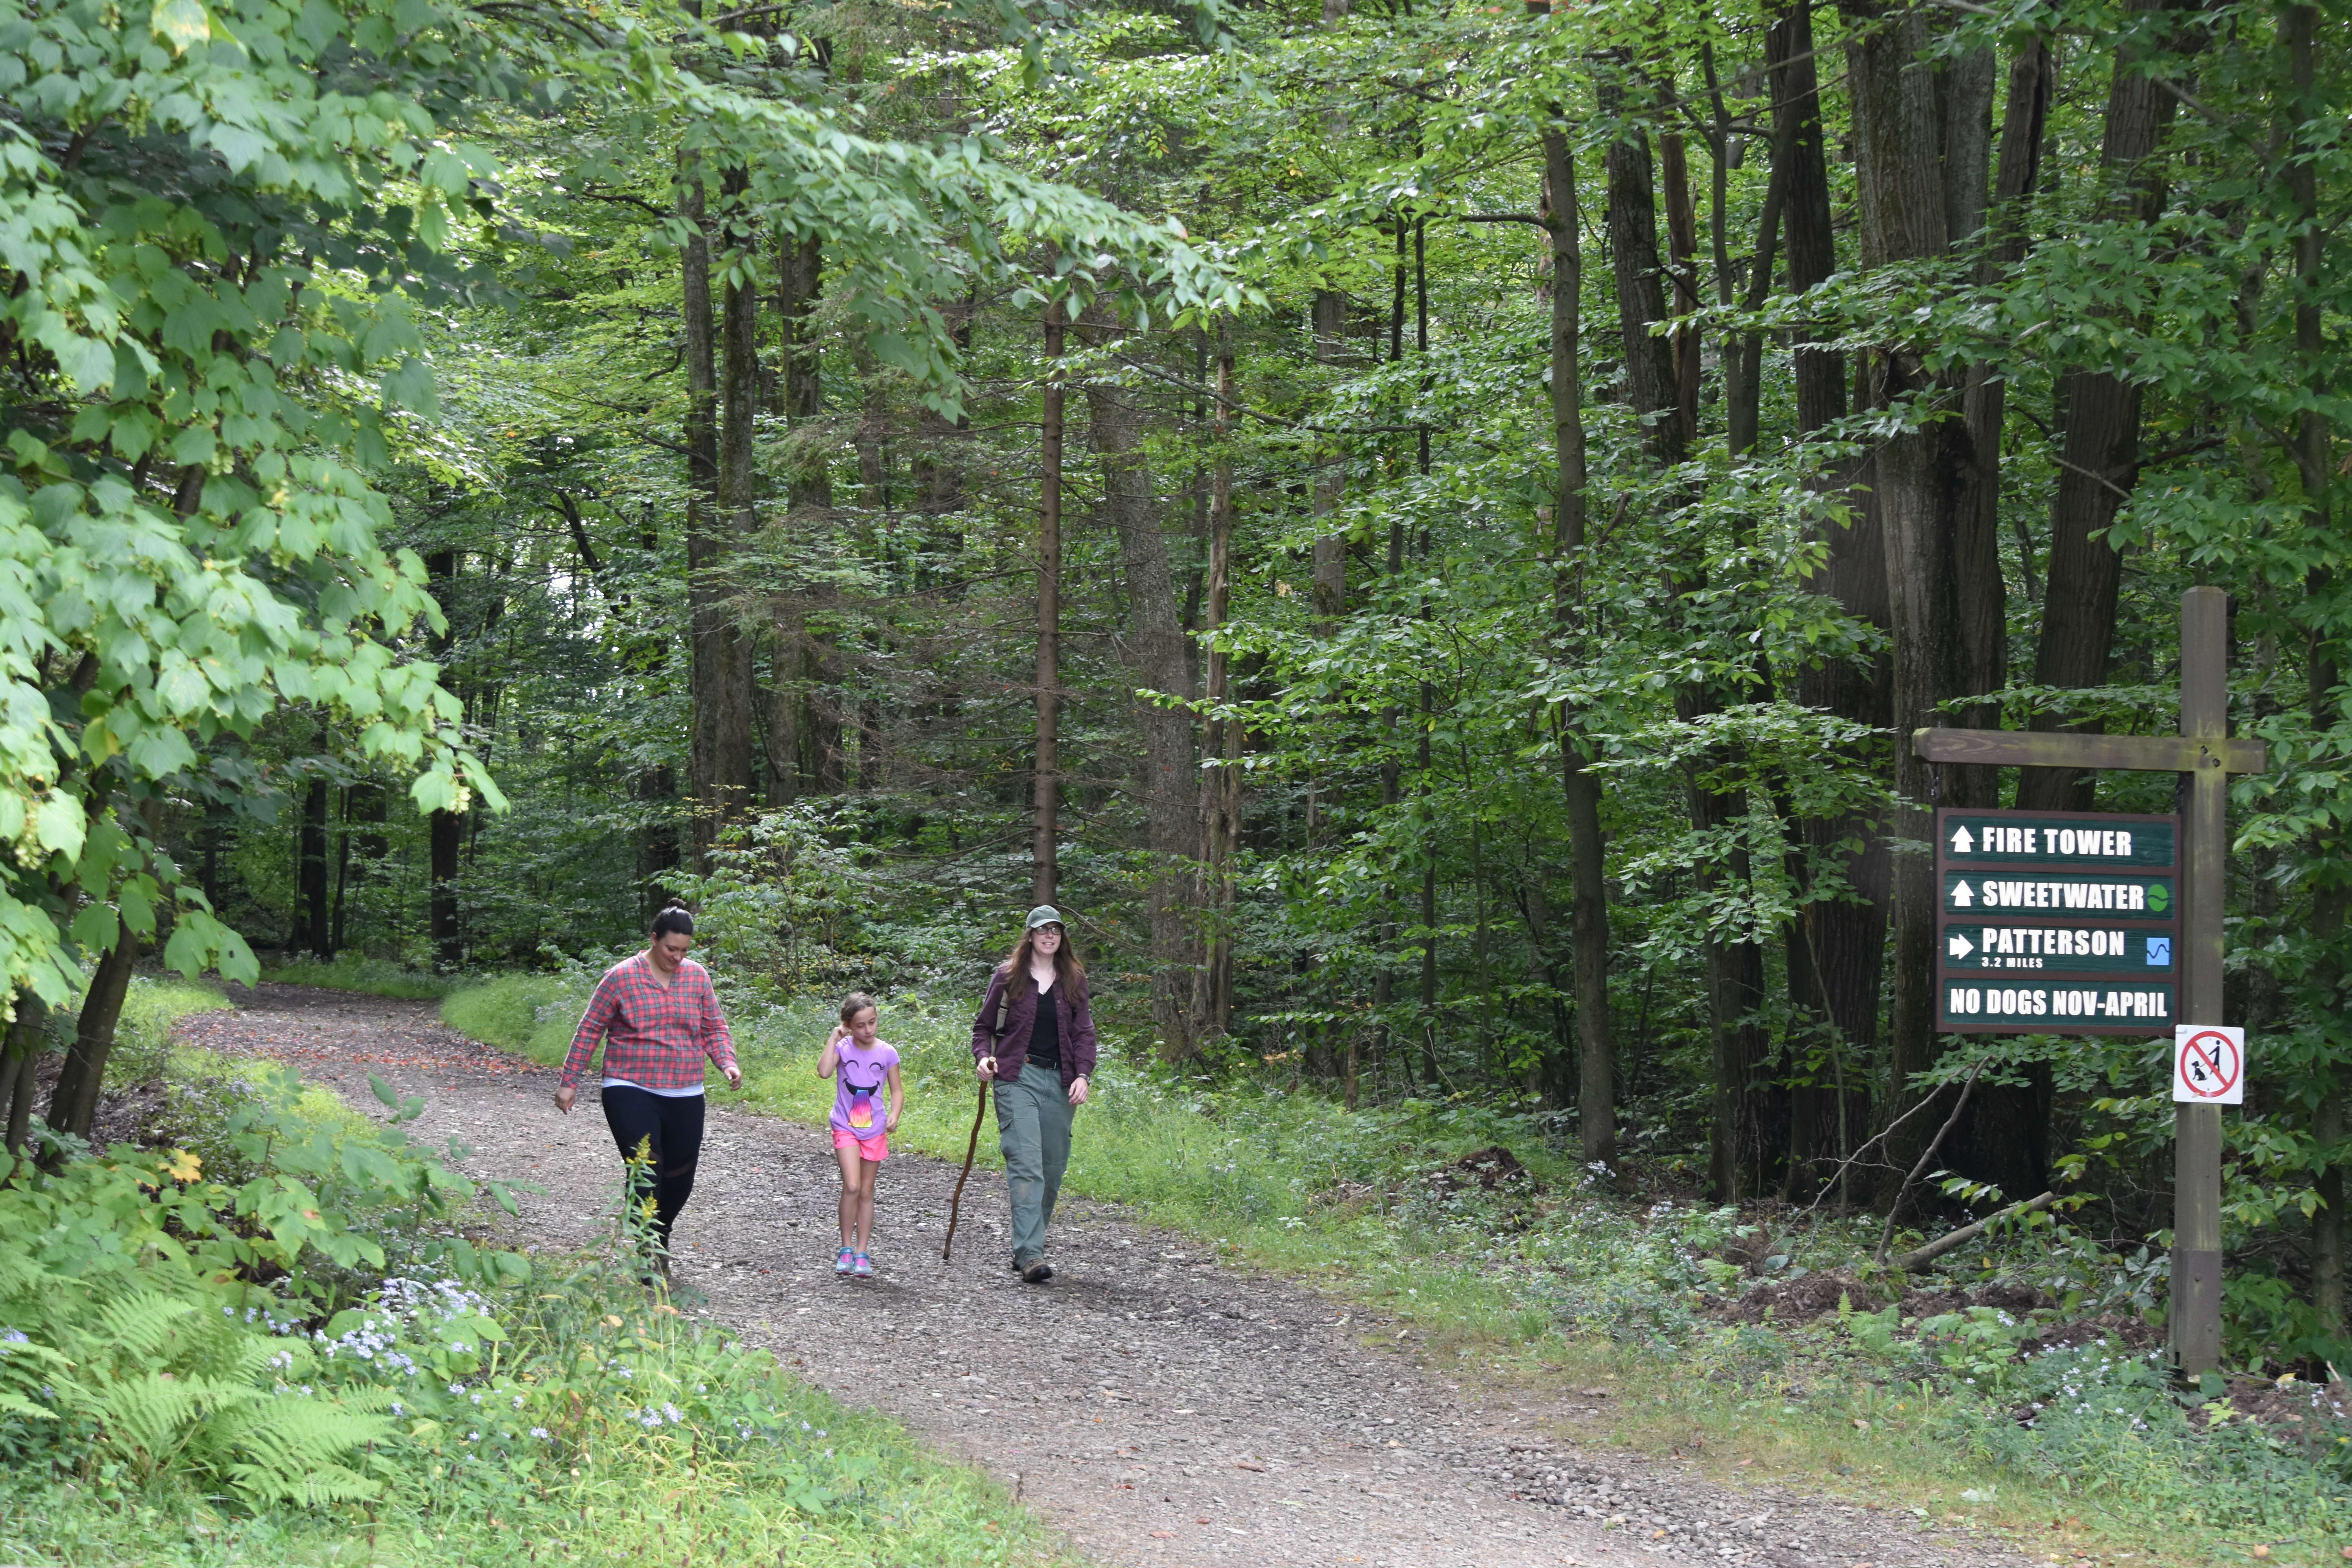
left=1913, top=586, right=2265, bottom=1376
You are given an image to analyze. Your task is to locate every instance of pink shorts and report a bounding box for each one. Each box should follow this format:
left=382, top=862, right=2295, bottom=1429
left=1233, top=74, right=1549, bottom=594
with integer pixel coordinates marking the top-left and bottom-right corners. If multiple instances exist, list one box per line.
left=832, top=1128, right=887, bottom=1161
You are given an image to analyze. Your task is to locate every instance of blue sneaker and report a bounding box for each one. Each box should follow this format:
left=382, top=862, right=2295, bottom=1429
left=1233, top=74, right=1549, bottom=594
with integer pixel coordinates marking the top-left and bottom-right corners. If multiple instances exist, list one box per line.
left=853, top=1252, right=873, bottom=1279
left=835, top=1248, right=854, bottom=1276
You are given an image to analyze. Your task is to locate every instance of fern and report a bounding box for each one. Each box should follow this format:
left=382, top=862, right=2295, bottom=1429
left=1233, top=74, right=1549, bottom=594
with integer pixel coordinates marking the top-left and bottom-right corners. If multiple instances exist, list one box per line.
left=209, top=1390, right=395, bottom=1505
left=57, top=1370, right=261, bottom=1479
left=85, top=1292, right=202, bottom=1369
left=0, top=1333, right=67, bottom=1419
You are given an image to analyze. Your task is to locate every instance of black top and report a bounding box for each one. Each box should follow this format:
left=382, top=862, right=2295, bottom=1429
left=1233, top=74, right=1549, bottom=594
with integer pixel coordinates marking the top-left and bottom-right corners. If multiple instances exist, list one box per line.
left=1026, top=979, right=1060, bottom=1072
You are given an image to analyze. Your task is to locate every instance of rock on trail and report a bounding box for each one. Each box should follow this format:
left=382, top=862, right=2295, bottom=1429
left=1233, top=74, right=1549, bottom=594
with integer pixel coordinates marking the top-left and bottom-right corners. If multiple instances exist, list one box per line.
left=180, top=983, right=2036, bottom=1568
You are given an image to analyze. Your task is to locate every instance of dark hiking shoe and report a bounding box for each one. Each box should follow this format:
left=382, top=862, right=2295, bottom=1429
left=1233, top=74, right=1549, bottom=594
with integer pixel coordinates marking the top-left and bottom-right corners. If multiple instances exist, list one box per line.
left=1020, top=1259, right=1054, bottom=1284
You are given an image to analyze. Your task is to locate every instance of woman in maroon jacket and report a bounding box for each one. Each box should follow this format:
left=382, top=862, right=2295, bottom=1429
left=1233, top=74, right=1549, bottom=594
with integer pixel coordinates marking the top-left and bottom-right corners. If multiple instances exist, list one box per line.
left=970, top=906, right=1096, bottom=1283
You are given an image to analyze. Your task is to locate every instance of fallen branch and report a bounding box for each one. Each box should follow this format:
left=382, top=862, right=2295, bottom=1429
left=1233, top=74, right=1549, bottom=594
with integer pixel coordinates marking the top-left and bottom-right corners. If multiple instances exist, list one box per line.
left=1893, top=1191, right=2058, bottom=1273
left=1873, top=1057, right=1989, bottom=1265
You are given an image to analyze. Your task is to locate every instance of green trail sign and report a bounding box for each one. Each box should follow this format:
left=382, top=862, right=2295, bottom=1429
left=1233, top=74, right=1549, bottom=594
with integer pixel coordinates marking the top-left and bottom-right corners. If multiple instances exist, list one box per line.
left=1944, top=924, right=2174, bottom=975
left=1939, top=979, right=2178, bottom=1029
left=1940, top=813, right=2178, bottom=867
left=1940, top=872, right=2173, bottom=916
left=1935, top=809, right=2180, bottom=1039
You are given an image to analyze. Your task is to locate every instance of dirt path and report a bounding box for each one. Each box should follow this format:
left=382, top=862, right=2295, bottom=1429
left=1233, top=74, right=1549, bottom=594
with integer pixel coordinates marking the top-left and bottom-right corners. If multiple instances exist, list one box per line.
left=180, top=984, right=2043, bottom=1568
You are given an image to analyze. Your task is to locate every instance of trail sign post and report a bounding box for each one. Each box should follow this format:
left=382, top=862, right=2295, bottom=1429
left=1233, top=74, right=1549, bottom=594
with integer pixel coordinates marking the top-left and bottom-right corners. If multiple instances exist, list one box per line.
left=1913, top=587, right=2265, bottom=1377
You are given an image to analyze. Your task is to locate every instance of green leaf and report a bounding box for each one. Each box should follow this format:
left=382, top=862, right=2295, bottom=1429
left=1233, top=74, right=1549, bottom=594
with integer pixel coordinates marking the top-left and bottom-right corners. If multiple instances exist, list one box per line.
left=369, top=1072, right=401, bottom=1110
left=33, top=792, right=85, bottom=857
left=150, top=0, right=210, bottom=53
left=69, top=902, right=120, bottom=954
left=380, top=357, right=439, bottom=417
left=118, top=878, right=156, bottom=938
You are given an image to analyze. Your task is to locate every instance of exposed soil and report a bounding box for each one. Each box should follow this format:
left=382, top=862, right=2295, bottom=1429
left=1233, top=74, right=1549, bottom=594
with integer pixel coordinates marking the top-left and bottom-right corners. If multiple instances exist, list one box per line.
left=179, top=983, right=2047, bottom=1568
left=22, top=1051, right=173, bottom=1152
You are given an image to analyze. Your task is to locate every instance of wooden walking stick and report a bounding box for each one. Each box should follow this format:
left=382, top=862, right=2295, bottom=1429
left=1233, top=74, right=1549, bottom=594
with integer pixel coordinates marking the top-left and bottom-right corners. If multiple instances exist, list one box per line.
left=942, top=1080, right=989, bottom=1261
left=945, top=992, right=1010, bottom=1263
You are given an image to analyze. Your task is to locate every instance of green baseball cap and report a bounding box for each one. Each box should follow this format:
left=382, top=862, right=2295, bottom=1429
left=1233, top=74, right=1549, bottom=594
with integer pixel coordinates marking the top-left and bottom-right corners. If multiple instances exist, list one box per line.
left=1026, top=905, right=1065, bottom=930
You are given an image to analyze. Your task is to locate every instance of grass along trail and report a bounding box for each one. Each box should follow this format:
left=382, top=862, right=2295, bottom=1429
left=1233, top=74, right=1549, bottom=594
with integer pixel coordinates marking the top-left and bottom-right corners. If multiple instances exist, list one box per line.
left=180, top=983, right=2038, bottom=1568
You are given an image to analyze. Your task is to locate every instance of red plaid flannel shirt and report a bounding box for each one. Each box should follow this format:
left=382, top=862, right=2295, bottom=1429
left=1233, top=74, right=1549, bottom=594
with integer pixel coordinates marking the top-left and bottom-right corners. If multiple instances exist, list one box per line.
left=559, top=954, right=737, bottom=1092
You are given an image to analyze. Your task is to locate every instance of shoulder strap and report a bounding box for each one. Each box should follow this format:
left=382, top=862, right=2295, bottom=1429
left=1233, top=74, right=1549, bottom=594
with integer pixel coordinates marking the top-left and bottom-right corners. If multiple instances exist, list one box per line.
left=994, top=979, right=1011, bottom=1042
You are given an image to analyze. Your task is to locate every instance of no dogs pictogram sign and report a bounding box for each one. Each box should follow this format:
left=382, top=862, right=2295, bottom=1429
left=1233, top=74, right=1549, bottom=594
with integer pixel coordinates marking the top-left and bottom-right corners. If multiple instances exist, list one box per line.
left=2173, top=1025, right=2245, bottom=1105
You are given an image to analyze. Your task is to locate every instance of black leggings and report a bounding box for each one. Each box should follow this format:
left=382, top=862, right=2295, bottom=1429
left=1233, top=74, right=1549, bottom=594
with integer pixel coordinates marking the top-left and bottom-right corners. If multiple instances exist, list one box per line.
left=599, top=1087, right=705, bottom=1253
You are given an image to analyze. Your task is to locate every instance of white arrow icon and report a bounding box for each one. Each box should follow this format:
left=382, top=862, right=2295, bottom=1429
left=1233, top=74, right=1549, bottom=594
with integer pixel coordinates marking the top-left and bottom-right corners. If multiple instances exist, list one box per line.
left=1951, top=880, right=1975, bottom=907
left=1950, top=824, right=1975, bottom=855
left=1948, top=932, right=1975, bottom=959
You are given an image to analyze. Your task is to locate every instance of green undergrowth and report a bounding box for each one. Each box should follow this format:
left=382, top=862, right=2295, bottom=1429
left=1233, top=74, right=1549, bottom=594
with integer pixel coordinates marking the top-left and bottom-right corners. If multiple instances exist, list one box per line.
left=2, top=990, right=1073, bottom=1568
left=109, top=975, right=236, bottom=1080
left=263, top=956, right=461, bottom=1000
left=427, top=967, right=2352, bottom=1567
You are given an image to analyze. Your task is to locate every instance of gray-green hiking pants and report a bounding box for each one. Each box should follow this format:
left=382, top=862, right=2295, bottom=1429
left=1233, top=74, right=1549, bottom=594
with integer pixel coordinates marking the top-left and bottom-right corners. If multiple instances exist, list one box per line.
left=995, top=1061, right=1073, bottom=1267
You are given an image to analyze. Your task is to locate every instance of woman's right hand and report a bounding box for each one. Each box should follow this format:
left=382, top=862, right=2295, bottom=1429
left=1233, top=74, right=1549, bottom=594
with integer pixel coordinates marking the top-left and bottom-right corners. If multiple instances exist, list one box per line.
left=554, top=1083, right=576, bottom=1116
left=975, top=1055, right=997, bottom=1082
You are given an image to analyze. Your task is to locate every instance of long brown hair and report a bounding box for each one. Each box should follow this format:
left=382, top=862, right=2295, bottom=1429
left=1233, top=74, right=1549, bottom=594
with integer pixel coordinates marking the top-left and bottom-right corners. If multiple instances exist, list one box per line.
left=998, top=922, right=1086, bottom=989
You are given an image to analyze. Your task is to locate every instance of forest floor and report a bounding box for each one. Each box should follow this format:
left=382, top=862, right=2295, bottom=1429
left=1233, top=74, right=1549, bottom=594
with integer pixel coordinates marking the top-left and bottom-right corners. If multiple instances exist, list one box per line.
left=177, top=983, right=2044, bottom=1568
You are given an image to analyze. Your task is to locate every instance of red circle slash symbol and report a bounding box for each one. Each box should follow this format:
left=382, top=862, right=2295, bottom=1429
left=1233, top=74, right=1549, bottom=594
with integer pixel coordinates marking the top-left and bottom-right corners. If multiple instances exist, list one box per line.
left=2179, top=1029, right=2240, bottom=1099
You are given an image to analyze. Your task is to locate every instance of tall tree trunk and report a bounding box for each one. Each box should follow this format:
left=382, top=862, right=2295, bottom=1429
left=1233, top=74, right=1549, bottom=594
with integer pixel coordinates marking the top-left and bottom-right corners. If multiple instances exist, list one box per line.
left=3, top=995, right=47, bottom=1159
left=1656, top=127, right=1701, bottom=453
left=1846, top=2, right=2010, bottom=1185
left=780, top=233, right=830, bottom=508
left=298, top=723, right=332, bottom=956
left=1771, top=0, right=1844, bottom=435
left=47, top=924, right=138, bottom=1139
left=1941, top=45, right=2007, bottom=784
left=681, top=163, right=724, bottom=867
left=638, top=765, right=680, bottom=908
left=328, top=785, right=352, bottom=953
left=425, top=549, right=463, bottom=964
left=1958, top=36, right=2052, bottom=638
left=1605, top=67, right=1763, bottom=1194
left=2015, top=0, right=2188, bottom=813
left=765, top=613, right=802, bottom=808
left=1601, top=75, right=1686, bottom=470
left=1372, top=221, right=1410, bottom=1088
left=1545, top=125, right=1617, bottom=1168
left=703, top=169, right=759, bottom=843
left=1199, top=318, right=1241, bottom=1039
left=1774, top=0, right=1887, bottom=1196
left=1933, top=37, right=2068, bottom=1195
left=1310, top=289, right=1348, bottom=635
left=1034, top=301, right=1065, bottom=905
left=1414, top=215, right=1439, bottom=1088
left=809, top=636, right=844, bottom=793
left=1082, top=309, right=1201, bottom=1058
left=1706, top=42, right=1783, bottom=460
left=2283, top=0, right=2341, bottom=1338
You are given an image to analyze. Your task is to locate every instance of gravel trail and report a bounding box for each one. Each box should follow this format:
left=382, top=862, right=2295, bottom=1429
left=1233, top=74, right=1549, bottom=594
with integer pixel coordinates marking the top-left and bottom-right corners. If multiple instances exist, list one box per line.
left=178, top=984, right=2044, bottom=1568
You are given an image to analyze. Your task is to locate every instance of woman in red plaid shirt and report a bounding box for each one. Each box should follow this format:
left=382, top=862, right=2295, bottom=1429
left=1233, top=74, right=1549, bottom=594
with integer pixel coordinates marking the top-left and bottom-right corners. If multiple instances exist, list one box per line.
left=554, top=905, right=742, bottom=1265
